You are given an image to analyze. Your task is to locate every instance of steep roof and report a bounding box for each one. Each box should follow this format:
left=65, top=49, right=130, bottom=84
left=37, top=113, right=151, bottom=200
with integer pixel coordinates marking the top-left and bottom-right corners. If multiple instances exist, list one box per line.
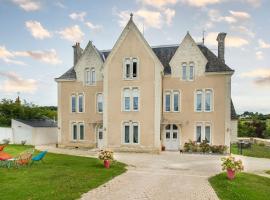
left=15, top=119, right=57, bottom=128
left=56, top=67, right=76, bottom=80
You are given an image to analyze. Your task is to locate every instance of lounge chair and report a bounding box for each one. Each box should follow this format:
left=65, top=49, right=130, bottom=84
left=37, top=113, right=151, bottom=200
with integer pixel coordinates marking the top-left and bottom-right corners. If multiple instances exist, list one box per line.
left=0, top=145, right=6, bottom=151
left=31, top=151, right=47, bottom=164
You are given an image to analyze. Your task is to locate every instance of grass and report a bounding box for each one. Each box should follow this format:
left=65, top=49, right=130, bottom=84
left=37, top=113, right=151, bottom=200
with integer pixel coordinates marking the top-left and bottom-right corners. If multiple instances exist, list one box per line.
left=266, top=170, right=270, bottom=175
left=209, top=172, right=270, bottom=200
left=0, top=145, right=126, bottom=200
left=231, top=143, right=270, bottom=159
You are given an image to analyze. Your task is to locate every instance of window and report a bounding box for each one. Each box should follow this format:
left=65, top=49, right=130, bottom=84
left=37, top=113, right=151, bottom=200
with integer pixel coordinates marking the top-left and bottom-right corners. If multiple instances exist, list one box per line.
left=124, top=58, right=138, bottom=79
left=71, top=95, right=76, bottom=113
left=165, top=93, right=171, bottom=112
left=205, top=89, right=212, bottom=112
left=123, top=122, right=139, bottom=144
left=85, top=68, right=90, bottom=84
left=189, top=63, right=194, bottom=80
left=97, top=93, right=103, bottom=113
left=90, top=68, right=96, bottom=85
left=79, top=123, right=84, bottom=140
left=195, top=123, right=211, bottom=143
left=72, top=123, right=77, bottom=140
left=182, top=63, right=187, bottom=80
left=78, top=94, right=84, bottom=112
left=123, top=88, right=131, bottom=111
left=196, top=90, right=203, bottom=112
left=173, top=91, right=179, bottom=112
left=132, top=88, right=139, bottom=111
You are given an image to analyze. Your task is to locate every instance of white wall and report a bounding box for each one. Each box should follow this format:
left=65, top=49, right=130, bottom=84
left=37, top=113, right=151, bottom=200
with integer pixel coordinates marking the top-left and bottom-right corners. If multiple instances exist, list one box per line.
left=33, top=128, right=58, bottom=145
left=0, top=127, right=13, bottom=143
left=12, top=120, right=33, bottom=145
left=230, top=120, right=238, bottom=143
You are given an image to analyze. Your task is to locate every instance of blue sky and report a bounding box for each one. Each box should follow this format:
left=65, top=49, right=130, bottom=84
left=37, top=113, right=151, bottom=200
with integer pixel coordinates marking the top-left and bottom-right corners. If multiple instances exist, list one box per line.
left=0, top=0, right=269, bottom=114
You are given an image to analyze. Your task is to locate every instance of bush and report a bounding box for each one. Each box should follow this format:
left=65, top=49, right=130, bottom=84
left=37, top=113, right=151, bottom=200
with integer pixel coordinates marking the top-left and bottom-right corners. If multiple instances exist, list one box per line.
left=21, top=140, right=26, bottom=145
left=98, top=150, right=114, bottom=160
left=2, top=139, right=10, bottom=144
left=184, top=140, right=197, bottom=152
left=258, top=143, right=265, bottom=147
left=184, top=140, right=227, bottom=154
left=199, top=140, right=211, bottom=153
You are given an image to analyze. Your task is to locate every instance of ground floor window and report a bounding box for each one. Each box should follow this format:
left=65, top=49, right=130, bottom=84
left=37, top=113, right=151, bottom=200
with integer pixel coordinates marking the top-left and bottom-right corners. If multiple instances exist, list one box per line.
left=72, top=122, right=84, bottom=141
left=195, top=122, right=211, bottom=143
left=123, top=121, right=139, bottom=144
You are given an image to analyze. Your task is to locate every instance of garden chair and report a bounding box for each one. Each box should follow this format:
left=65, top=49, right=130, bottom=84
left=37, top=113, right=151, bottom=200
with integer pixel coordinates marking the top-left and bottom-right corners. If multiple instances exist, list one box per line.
left=31, top=151, right=47, bottom=165
left=0, top=145, right=6, bottom=151
left=15, top=152, right=33, bottom=167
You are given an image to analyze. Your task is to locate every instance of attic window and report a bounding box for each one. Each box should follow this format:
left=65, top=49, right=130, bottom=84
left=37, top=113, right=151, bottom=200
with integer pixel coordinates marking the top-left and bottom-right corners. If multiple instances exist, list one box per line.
left=124, top=58, right=138, bottom=79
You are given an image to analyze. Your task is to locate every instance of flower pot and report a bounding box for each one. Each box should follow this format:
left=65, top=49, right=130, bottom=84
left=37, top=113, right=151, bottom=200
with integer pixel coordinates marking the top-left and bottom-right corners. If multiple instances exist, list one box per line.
left=161, top=146, right=165, bottom=151
left=104, top=160, right=110, bottom=168
left=227, top=169, right=235, bottom=180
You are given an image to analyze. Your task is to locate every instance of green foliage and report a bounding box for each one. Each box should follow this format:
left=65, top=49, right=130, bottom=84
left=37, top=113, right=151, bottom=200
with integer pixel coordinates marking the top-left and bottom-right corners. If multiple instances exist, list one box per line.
left=183, top=140, right=227, bottom=154
left=231, top=143, right=270, bottom=159
left=209, top=173, right=270, bottom=200
left=0, top=145, right=126, bottom=200
left=0, top=98, right=57, bottom=127
left=221, top=156, right=244, bottom=172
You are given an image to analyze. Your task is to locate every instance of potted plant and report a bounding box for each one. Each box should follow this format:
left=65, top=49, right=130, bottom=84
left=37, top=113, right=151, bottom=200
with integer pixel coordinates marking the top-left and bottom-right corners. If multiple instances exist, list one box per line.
left=98, top=149, right=114, bottom=168
left=221, top=156, right=244, bottom=180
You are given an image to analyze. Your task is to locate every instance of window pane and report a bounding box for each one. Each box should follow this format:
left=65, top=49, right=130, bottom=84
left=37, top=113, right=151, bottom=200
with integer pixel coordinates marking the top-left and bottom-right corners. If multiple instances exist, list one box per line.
left=196, top=126, right=201, bottom=142
left=133, top=61, right=137, bottom=78
left=133, top=97, right=138, bottom=111
left=85, top=69, right=90, bottom=84
left=126, top=64, right=130, bottom=78
left=79, top=95, right=83, bottom=112
left=173, top=124, right=177, bottom=130
left=97, top=94, right=103, bottom=113
left=80, top=124, right=84, bottom=140
left=205, top=126, right=211, bottom=143
left=165, top=125, right=170, bottom=130
left=166, top=132, right=170, bottom=139
left=72, top=96, right=76, bottom=112
left=73, top=124, right=77, bottom=140
left=173, top=93, right=179, bottom=111
left=124, top=125, right=130, bottom=143
left=99, top=131, right=103, bottom=139
left=196, top=92, right=202, bottom=111
left=205, top=91, right=212, bottom=111
left=173, top=132, right=177, bottom=139
left=133, top=125, right=138, bottom=143
left=190, top=65, right=194, bottom=80
left=124, top=97, right=130, bottom=110
left=182, top=65, right=187, bottom=80
left=165, top=94, right=171, bottom=111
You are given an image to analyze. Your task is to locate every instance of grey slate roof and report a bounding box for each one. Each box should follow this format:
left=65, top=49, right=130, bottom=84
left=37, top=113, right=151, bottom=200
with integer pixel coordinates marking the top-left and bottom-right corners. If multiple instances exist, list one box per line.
left=231, top=100, right=238, bottom=120
left=15, top=119, right=57, bottom=128
left=56, top=67, right=76, bottom=80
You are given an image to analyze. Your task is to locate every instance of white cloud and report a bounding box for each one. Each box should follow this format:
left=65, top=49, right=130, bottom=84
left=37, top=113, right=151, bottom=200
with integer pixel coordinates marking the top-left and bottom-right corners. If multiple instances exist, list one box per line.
left=12, top=0, right=41, bottom=11
left=0, top=72, right=37, bottom=93
left=14, top=49, right=62, bottom=65
left=229, top=11, right=251, bottom=20
left=69, top=12, right=87, bottom=22
left=255, top=51, right=264, bottom=60
left=58, top=25, right=84, bottom=43
left=163, top=8, right=175, bottom=25
left=25, top=20, right=51, bottom=39
left=243, top=0, right=261, bottom=7
left=85, top=22, right=103, bottom=31
left=241, top=68, right=270, bottom=78
left=230, top=26, right=255, bottom=38
left=205, top=32, right=249, bottom=48
left=0, top=46, right=26, bottom=65
left=54, top=2, right=66, bottom=9
left=258, top=39, right=270, bottom=49
left=137, top=0, right=178, bottom=8
left=180, top=0, right=223, bottom=7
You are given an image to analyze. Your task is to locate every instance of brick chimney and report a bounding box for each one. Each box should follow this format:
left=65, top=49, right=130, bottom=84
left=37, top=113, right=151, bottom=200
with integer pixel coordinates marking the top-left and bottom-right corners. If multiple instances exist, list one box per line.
left=72, top=42, right=83, bottom=65
left=216, top=33, right=227, bottom=63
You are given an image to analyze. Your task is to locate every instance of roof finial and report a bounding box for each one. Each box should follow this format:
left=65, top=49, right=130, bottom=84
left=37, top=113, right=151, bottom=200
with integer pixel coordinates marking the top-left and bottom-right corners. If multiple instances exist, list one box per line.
left=130, top=13, right=133, bottom=20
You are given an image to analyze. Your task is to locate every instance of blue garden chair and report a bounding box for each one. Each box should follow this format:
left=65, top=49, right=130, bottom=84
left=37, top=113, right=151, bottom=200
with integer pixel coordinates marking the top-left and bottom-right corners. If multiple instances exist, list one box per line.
left=31, top=151, right=47, bottom=165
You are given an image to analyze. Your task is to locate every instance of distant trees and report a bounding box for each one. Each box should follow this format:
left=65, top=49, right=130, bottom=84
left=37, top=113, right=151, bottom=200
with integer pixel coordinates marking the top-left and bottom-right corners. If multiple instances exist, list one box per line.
left=0, top=98, right=57, bottom=127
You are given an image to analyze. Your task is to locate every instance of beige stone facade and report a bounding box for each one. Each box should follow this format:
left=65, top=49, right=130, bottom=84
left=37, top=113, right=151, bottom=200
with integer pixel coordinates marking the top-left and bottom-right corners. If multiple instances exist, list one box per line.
left=56, top=15, right=238, bottom=152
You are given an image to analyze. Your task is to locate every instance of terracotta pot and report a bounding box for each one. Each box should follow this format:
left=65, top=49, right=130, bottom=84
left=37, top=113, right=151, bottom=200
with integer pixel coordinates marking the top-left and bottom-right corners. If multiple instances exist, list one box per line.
left=227, top=169, right=235, bottom=180
left=104, top=160, right=110, bottom=168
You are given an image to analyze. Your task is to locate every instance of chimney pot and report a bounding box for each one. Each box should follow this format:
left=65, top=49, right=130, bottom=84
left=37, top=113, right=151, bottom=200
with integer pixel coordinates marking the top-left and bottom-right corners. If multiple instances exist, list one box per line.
left=217, top=32, right=226, bottom=63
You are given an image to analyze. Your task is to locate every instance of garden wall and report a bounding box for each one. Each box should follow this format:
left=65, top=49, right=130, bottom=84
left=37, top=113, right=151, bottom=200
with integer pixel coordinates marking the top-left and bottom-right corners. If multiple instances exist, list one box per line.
left=0, top=127, right=13, bottom=143
left=237, top=137, right=270, bottom=146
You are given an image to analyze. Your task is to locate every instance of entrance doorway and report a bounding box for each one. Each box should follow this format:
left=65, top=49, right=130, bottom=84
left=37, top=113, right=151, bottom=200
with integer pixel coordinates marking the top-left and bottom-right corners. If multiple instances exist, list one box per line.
left=164, top=124, right=179, bottom=151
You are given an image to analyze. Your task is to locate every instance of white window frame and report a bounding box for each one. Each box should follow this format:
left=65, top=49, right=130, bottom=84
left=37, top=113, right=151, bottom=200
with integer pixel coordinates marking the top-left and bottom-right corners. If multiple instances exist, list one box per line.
left=71, top=122, right=78, bottom=141
left=78, top=93, right=84, bottom=113
left=122, top=87, right=140, bottom=112
left=205, top=89, right=213, bottom=112
left=132, top=88, right=139, bottom=111
left=123, top=88, right=131, bottom=111
left=194, top=89, right=214, bottom=112
left=85, top=68, right=91, bottom=85
left=194, top=122, right=212, bottom=144
left=123, top=57, right=139, bottom=80
left=89, top=67, right=96, bottom=85
left=71, top=94, right=77, bottom=113
left=122, top=121, right=140, bottom=144
left=173, top=91, right=180, bottom=112
left=195, top=90, right=203, bottom=112
left=78, top=123, right=85, bottom=141
left=189, top=62, right=194, bottom=81
left=181, top=63, right=187, bottom=81
left=164, top=91, right=171, bottom=112
left=96, top=93, right=103, bottom=113
left=164, top=90, right=181, bottom=112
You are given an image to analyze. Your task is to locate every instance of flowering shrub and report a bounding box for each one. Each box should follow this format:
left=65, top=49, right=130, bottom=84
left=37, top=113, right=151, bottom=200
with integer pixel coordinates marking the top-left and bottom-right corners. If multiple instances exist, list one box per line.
left=98, top=150, right=114, bottom=161
left=211, top=145, right=228, bottom=154
left=221, top=156, right=244, bottom=172
left=183, top=140, right=227, bottom=154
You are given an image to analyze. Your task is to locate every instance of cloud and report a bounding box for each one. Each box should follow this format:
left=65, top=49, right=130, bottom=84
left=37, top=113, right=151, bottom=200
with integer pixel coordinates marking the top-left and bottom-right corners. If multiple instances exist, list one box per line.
left=163, top=8, right=175, bottom=25
left=258, top=39, right=270, bottom=49
left=69, top=12, right=87, bottom=22
left=137, top=0, right=178, bottom=8
left=54, top=1, right=66, bottom=9
left=256, top=51, right=263, bottom=60
left=180, top=0, right=223, bottom=7
left=12, top=0, right=41, bottom=11
left=0, top=46, right=26, bottom=65
left=230, top=26, right=255, bottom=38
left=58, top=25, right=84, bottom=43
left=255, top=76, right=270, bottom=86
left=241, top=68, right=270, bottom=78
left=0, top=72, right=37, bottom=93
left=14, top=49, right=62, bottom=65
left=205, top=32, right=249, bottom=48
left=229, top=11, right=251, bottom=20
left=25, top=20, right=52, bottom=39
left=243, top=0, right=261, bottom=7
left=85, top=22, right=103, bottom=31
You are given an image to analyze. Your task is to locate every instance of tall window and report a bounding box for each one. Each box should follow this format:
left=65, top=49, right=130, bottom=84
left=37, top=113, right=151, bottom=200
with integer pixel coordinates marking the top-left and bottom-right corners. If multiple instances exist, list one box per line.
left=123, top=88, right=130, bottom=111
left=205, top=89, right=212, bottom=112
left=195, top=123, right=211, bottom=143
left=196, top=90, right=203, bottom=112
left=72, top=123, right=77, bottom=140
left=79, top=123, right=84, bottom=140
left=165, top=92, right=171, bottom=112
left=182, top=63, right=187, bottom=80
left=97, top=93, right=103, bottom=113
left=189, top=62, right=194, bottom=80
left=85, top=68, right=90, bottom=85
left=132, top=88, right=139, bottom=111
left=78, top=94, right=84, bottom=112
left=90, top=68, right=96, bottom=84
left=71, top=95, right=76, bottom=113
left=173, top=91, right=179, bottom=112
left=124, top=58, right=138, bottom=79
left=123, top=122, right=139, bottom=144
left=72, top=123, right=84, bottom=141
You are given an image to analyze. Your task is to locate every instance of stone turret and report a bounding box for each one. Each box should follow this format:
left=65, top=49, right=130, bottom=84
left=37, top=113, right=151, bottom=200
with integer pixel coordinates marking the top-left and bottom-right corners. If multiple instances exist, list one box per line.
left=216, top=33, right=227, bottom=63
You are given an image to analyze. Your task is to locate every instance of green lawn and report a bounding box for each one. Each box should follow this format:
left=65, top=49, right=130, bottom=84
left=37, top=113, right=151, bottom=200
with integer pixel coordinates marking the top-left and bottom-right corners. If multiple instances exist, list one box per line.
left=209, top=172, right=270, bottom=200
left=0, top=145, right=126, bottom=200
left=231, top=143, right=270, bottom=159
left=266, top=170, right=270, bottom=175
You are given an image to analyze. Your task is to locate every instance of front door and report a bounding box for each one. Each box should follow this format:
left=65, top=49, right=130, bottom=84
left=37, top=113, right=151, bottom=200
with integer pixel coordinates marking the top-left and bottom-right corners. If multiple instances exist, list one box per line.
left=97, top=126, right=104, bottom=149
left=164, top=124, right=179, bottom=151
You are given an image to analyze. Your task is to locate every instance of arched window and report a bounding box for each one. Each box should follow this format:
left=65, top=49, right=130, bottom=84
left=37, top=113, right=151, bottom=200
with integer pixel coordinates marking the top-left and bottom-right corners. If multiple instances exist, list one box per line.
left=182, top=63, right=187, bottom=80
left=132, top=88, right=139, bottom=111
left=123, top=88, right=130, bottom=111
left=90, top=68, right=96, bottom=84
left=189, top=62, right=194, bottom=80
left=195, top=90, right=203, bottom=112
left=97, top=93, right=103, bottom=113
left=85, top=68, right=90, bottom=85
left=205, top=89, right=213, bottom=112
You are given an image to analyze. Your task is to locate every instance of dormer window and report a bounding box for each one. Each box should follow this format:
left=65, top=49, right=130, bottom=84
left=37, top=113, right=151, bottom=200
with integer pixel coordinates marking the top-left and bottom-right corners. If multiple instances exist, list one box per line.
left=85, top=68, right=90, bottom=84
left=189, top=62, right=194, bottom=80
left=181, top=62, right=195, bottom=81
left=85, top=67, right=96, bottom=85
left=90, top=68, right=96, bottom=84
left=124, top=58, right=138, bottom=79
left=182, top=63, right=187, bottom=80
